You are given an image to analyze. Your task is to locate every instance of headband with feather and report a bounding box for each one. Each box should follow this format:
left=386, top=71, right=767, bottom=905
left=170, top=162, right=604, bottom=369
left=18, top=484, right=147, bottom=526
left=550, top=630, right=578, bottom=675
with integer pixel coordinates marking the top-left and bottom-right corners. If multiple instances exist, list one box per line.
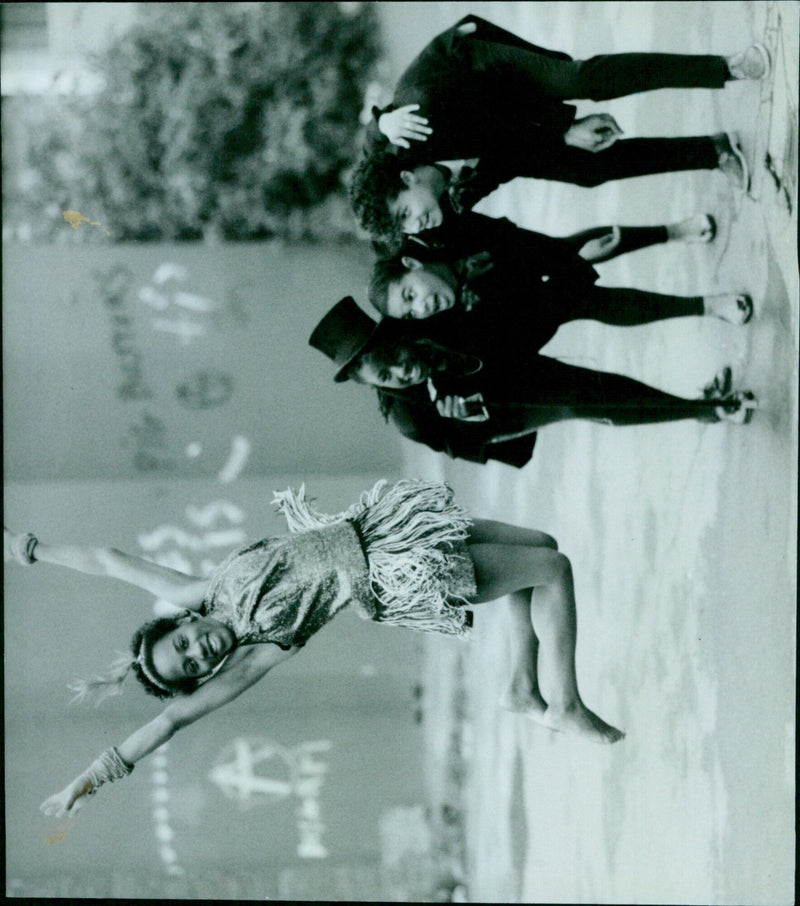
left=68, top=641, right=230, bottom=706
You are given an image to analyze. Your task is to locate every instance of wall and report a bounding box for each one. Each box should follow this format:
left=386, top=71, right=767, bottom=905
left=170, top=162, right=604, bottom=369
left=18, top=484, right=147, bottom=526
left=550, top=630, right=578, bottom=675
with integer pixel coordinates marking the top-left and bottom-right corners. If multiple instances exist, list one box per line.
left=3, top=240, right=399, bottom=480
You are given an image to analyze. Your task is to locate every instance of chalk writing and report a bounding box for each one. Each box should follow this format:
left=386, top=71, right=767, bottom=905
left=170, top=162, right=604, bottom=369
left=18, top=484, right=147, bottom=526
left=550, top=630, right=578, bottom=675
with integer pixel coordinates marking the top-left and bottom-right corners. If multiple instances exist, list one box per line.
left=208, top=737, right=331, bottom=859
left=123, top=409, right=174, bottom=473
left=139, top=497, right=246, bottom=616
left=185, top=501, right=245, bottom=528
left=139, top=261, right=217, bottom=347
left=138, top=526, right=246, bottom=552
left=175, top=370, right=234, bottom=410
left=94, top=264, right=154, bottom=401
left=151, top=316, right=207, bottom=345
left=218, top=436, right=251, bottom=483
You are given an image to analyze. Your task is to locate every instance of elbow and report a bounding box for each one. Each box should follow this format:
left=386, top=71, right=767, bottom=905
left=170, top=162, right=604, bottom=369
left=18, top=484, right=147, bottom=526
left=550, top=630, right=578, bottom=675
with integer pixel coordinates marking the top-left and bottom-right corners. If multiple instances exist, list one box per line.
left=96, top=546, right=126, bottom=576
left=158, top=706, right=186, bottom=735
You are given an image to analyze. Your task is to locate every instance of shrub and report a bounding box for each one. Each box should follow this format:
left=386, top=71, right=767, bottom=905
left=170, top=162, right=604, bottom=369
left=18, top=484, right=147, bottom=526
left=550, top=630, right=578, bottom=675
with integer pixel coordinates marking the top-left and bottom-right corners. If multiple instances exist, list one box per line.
left=4, top=2, right=381, bottom=242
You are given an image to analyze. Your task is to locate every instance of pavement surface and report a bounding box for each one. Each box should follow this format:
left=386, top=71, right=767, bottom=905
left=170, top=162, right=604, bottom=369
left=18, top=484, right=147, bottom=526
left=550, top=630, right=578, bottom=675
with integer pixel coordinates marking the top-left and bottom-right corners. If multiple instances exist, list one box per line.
left=382, top=3, right=798, bottom=903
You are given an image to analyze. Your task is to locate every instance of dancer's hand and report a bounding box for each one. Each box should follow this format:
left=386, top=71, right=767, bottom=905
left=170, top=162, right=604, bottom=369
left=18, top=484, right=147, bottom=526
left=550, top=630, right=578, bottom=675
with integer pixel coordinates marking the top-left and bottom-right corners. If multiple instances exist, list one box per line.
left=378, top=105, right=433, bottom=148
left=436, top=395, right=489, bottom=422
left=564, top=114, right=623, bottom=152
left=4, top=527, right=36, bottom=565
left=578, top=226, right=621, bottom=262
left=40, top=777, right=94, bottom=819
left=462, top=250, right=495, bottom=280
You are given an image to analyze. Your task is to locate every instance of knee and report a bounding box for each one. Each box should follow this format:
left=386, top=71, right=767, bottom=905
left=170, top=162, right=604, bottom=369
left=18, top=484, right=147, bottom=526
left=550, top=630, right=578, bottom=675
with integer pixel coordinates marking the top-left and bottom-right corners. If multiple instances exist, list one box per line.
left=571, top=57, right=609, bottom=100
left=571, top=165, right=608, bottom=188
left=543, top=549, right=572, bottom=578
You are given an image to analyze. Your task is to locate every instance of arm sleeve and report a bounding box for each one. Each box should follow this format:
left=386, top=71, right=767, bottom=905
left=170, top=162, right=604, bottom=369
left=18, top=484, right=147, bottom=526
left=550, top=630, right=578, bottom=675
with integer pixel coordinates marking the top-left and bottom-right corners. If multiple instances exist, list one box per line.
left=454, top=15, right=573, bottom=62
left=385, top=393, right=490, bottom=464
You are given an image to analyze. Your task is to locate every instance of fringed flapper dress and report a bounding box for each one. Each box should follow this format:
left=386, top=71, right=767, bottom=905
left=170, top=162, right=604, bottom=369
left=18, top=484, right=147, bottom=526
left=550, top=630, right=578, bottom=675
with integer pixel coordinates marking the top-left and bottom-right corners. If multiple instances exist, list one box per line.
left=200, top=480, right=476, bottom=645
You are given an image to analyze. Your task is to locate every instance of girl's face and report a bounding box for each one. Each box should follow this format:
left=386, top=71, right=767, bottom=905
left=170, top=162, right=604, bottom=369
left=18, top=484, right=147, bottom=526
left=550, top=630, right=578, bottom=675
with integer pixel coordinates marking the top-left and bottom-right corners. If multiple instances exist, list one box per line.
left=150, top=614, right=237, bottom=683
left=385, top=259, right=458, bottom=320
left=388, top=165, right=447, bottom=235
left=354, top=344, right=430, bottom=389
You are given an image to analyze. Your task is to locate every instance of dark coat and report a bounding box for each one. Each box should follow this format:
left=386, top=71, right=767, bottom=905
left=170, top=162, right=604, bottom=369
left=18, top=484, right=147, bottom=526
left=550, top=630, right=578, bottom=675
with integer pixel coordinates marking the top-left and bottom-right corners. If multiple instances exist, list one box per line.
left=404, top=212, right=600, bottom=356
left=377, top=384, right=538, bottom=468
left=364, top=15, right=576, bottom=163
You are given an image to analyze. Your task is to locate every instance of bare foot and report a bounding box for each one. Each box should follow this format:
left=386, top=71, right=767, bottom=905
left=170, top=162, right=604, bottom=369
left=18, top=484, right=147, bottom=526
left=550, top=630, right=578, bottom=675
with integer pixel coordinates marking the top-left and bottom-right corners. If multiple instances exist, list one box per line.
left=541, top=701, right=625, bottom=744
left=499, top=684, right=548, bottom=722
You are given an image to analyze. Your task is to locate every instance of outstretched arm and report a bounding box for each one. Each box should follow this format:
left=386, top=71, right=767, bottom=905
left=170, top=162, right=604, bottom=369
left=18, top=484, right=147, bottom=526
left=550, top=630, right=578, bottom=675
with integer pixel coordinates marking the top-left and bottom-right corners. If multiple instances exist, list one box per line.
left=5, top=527, right=207, bottom=607
left=39, top=642, right=298, bottom=818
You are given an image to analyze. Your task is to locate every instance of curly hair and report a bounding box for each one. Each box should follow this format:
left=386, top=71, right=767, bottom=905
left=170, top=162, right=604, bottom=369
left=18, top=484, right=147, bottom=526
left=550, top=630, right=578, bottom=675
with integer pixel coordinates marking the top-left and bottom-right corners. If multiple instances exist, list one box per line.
left=368, top=254, right=410, bottom=316
left=130, top=616, right=200, bottom=700
left=348, top=151, right=406, bottom=244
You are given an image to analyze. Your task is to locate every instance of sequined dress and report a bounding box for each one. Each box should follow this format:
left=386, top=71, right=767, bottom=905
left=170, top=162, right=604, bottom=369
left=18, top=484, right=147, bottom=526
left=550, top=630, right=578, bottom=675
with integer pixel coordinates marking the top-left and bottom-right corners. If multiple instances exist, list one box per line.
left=200, top=480, right=477, bottom=645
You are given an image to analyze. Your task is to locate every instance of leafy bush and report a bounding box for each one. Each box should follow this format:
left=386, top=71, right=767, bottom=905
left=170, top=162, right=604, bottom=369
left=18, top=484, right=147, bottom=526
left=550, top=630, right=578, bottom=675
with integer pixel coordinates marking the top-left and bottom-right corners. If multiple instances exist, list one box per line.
left=5, top=2, right=381, bottom=242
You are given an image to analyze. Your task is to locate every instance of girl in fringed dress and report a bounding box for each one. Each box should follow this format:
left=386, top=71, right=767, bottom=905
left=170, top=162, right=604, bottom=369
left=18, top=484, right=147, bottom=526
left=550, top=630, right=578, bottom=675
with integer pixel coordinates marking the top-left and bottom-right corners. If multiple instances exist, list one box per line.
left=5, top=479, right=623, bottom=820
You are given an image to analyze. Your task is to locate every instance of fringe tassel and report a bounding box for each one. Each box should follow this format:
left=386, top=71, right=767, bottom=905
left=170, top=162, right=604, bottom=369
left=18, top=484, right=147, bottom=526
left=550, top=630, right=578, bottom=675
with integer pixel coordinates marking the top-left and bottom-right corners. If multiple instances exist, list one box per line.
left=272, top=480, right=474, bottom=639
left=67, top=651, right=133, bottom=707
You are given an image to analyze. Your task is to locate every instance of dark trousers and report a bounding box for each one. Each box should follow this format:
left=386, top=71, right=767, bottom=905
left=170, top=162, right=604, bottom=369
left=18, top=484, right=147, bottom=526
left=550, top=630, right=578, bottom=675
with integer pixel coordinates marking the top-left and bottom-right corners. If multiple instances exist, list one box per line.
left=469, top=42, right=728, bottom=186
left=467, top=41, right=730, bottom=97
left=563, top=225, right=669, bottom=263
left=506, top=135, right=720, bottom=187
left=486, top=357, right=720, bottom=436
left=559, top=284, right=704, bottom=326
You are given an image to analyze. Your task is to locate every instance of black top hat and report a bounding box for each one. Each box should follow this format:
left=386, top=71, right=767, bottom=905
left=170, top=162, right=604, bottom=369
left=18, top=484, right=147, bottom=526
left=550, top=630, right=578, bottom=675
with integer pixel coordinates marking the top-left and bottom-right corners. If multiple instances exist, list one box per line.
left=309, top=296, right=411, bottom=382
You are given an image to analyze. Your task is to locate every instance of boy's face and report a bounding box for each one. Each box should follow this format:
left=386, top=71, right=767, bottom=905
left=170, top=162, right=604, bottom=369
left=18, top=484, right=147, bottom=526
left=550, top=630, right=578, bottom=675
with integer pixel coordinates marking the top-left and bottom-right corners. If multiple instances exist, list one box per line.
left=385, top=258, right=457, bottom=320
left=354, top=345, right=429, bottom=389
left=388, top=166, right=447, bottom=234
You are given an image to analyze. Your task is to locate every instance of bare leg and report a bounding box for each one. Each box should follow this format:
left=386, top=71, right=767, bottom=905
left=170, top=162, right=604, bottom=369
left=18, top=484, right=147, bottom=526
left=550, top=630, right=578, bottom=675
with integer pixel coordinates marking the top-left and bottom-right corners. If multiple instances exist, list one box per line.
left=498, top=591, right=547, bottom=719
left=468, top=519, right=550, bottom=717
left=468, top=518, right=557, bottom=550
left=467, top=542, right=624, bottom=744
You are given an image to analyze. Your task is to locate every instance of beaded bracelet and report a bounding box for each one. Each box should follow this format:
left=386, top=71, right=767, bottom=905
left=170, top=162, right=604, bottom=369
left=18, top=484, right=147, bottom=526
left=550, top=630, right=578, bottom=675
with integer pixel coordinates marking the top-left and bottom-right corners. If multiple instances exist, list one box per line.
left=82, top=746, right=134, bottom=796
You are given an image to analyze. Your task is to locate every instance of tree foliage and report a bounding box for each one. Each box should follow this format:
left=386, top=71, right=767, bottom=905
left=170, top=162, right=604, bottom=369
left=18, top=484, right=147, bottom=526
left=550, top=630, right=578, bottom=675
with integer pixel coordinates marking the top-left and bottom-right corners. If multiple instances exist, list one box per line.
left=6, top=2, right=381, bottom=242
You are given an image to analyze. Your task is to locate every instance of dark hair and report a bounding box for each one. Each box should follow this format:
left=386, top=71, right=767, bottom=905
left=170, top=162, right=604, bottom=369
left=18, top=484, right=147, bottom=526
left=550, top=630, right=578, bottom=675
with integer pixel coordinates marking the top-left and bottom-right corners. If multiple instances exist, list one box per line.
left=129, top=615, right=200, bottom=700
left=368, top=255, right=411, bottom=316
left=349, top=337, right=479, bottom=390
left=349, top=151, right=406, bottom=244
left=346, top=340, right=418, bottom=385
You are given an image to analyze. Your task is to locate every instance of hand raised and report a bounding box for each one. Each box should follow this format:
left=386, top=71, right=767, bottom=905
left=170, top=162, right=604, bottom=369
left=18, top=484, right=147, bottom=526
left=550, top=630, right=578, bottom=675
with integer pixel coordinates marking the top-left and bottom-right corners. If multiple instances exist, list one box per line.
left=577, top=226, right=621, bottom=262
left=463, top=251, right=495, bottom=280
left=378, top=105, right=433, bottom=149
left=40, top=777, right=94, bottom=819
left=436, top=395, right=467, bottom=420
left=435, top=395, right=489, bottom=422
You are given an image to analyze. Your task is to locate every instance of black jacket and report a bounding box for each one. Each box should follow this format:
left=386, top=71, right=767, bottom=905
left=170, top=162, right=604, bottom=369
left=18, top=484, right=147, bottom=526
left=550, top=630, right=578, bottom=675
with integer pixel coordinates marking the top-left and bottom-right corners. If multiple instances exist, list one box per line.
left=364, top=15, right=576, bottom=163
left=403, top=212, right=599, bottom=355
left=377, top=384, right=538, bottom=468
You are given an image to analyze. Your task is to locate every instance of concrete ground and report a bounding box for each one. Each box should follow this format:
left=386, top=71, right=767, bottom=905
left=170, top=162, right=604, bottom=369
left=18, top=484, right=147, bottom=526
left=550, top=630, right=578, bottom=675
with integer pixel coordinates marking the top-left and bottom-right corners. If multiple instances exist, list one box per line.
left=377, top=2, right=797, bottom=903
